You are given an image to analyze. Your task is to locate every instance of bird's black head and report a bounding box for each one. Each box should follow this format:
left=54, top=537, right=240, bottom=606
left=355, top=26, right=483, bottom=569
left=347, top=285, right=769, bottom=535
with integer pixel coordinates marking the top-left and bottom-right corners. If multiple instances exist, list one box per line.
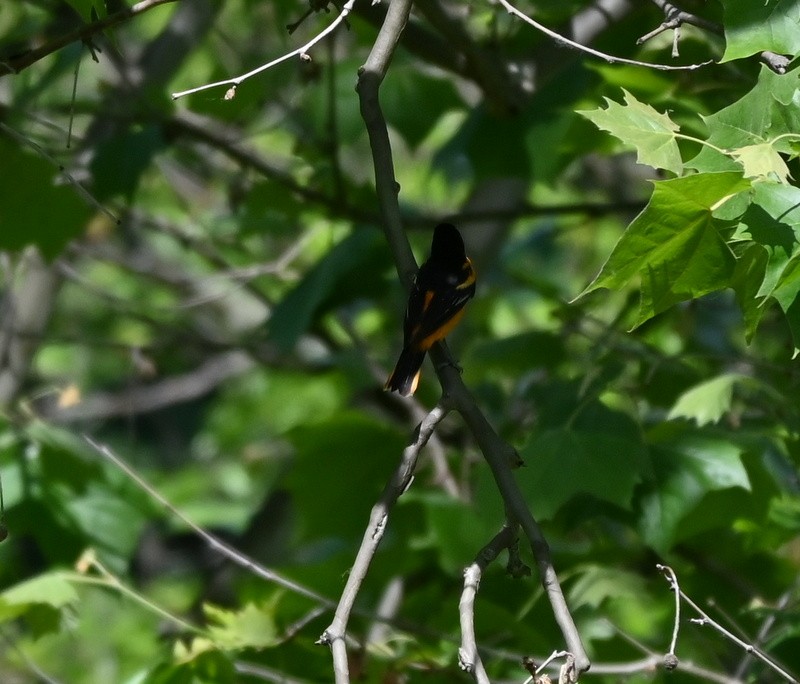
left=429, top=223, right=466, bottom=265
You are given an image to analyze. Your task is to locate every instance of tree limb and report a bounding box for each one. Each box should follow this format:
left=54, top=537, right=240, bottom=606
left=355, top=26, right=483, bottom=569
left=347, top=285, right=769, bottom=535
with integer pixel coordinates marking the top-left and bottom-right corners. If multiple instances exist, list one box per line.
left=0, top=0, right=178, bottom=77
left=319, top=402, right=447, bottom=684
left=354, top=0, right=590, bottom=674
left=459, top=524, right=521, bottom=682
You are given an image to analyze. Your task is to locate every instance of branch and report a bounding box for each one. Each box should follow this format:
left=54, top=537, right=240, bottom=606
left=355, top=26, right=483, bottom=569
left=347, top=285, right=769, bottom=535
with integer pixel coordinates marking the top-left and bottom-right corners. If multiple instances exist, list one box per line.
left=496, top=0, right=712, bottom=71
left=166, top=110, right=374, bottom=223
left=459, top=524, right=521, bottom=682
left=642, top=0, right=791, bottom=74
left=734, top=583, right=798, bottom=680
left=658, top=564, right=799, bottom=684
left=355, top=0, right=417, bottom=287
left=355, top=0, right=589, bottom=673
left=171, top=0, right=355, bottom=100
left=84, top=435, right=334, bottom=608
left=659, top=564, right=682, bottom=671
left=441, top=377, right=589, bottom=673
left=0, top=249, right=60, bottom=408
left=0, top=123, right=118, bottom=224
left=0, top=0, right=178, bottom=77
left=319, top=402, right=448, bottom=684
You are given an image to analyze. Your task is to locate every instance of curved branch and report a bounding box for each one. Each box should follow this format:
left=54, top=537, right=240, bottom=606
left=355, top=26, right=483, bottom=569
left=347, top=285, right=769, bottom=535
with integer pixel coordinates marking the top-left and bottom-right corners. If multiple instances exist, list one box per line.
left=497, top=0, right=712, bottom=71
left=0, top=0, right=178, bottom=77
left=171, top=0, right=355, bottom=100
left=643, top=0, right=791, bottom=74
left=459, top=524, right=520, bottom=682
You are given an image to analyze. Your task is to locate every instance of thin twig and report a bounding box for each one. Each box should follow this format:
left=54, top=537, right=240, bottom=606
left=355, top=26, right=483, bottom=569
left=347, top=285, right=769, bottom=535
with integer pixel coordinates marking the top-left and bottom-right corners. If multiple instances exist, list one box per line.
left=658, top=564, right=799, bottom=684
left=171, top=0, right=355, bottom=100
left=442, top=378, right=589, bottom=673
left=83, top=435, right=334, bottom=608
left=643, top=0, right=790, bottom=74
left=0, top=626, right=65, bottom=684
left=0, top=123, right=118, bottom=224
left=734, top=584, right=799, bottom=679
left=657, top=563, right=681, bottom=668
left=495, top=0, right=712, bottom=71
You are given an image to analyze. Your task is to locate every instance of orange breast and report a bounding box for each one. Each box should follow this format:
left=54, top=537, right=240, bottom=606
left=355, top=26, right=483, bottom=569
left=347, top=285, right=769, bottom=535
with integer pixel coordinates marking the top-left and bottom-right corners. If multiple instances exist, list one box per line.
left=417, top=307, right=466, bottom=351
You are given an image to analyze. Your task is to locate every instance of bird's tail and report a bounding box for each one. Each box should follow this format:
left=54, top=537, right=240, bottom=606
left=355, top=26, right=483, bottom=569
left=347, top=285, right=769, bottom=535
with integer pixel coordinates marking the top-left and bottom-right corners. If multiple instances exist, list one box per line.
left=385, top=347, right=426, bottom=396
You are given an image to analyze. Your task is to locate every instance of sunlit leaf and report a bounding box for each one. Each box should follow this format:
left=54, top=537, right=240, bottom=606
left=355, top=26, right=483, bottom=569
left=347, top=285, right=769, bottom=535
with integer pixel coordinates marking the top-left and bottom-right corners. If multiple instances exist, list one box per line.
left=205, top=601, right=280, bottom=650
left=730, top=143, right=792, bottom=184
left=580, top=172, right=749, bottom=325
left=667, top=373, right=743, bottom=426
left=578, top=89, right=682, bottom=174
left=689, top=65, right=800, bottom=173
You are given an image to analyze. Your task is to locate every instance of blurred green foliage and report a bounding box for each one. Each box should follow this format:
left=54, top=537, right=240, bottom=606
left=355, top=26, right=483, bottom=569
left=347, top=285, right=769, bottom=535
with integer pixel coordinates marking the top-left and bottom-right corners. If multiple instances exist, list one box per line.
left=1, top=0, right=800, bottom=682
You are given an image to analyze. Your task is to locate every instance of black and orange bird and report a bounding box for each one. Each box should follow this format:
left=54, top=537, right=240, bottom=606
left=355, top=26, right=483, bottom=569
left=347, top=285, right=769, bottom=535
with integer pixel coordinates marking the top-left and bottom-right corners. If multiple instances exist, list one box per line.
left=385, top=223, right=476, bottom=396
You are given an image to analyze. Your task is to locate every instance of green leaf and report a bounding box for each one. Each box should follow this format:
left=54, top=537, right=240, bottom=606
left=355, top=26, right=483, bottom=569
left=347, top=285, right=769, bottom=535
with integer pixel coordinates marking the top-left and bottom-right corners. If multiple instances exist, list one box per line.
left=518, top=399, right=647, bottom=519
left=418, top=468, right=506, bottom=574
left=667, top=373, right=744, bottom=426
left=730, top=143, right=792, bottom=184
left=689, top=66, right=800, bottom=174
left=577, top=89, right=682, bottom=174
left=721, top=0, right=800, bottom=62
left=286, top=413, right=405, bottom=545
left=581, top=172, right=749, bottom=325
left=569, top=565, right=648, bottom=611
left=639, top=428, right=750, bottom=553
left=0, top=572, right=79, bottom=637
left=464, top=331, right=565, bottom=377
left=0, top=136, right=92, bottom=257
left=63, top=483, right=148, bottom=560
left=205, top=601, right=280, bottom=650
left=737, top=183, right=800, bottom=302
left=731, top=242, right=770, bottom=340
left=0, top=572, right=78, bottom=617
left=146, top=642, right=236, bottom=684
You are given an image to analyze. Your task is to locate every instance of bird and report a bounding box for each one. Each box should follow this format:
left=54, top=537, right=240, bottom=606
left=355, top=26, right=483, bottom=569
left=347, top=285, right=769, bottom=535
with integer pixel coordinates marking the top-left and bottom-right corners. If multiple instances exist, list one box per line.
left=385, top=223, right=476, bottom=396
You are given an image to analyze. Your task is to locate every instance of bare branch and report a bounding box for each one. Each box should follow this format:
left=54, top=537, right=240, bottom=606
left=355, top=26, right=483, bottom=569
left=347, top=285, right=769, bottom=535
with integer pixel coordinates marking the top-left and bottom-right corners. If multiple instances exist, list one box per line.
left=459, top=524, right=520, bottom=681
left=495, top=0, right=712, bottom=71
left=659, top=563, right=681, bottom=669
left=642, top=0, right=791, bottom=74
left=734, top=582, right=799, bottom=680
left=171, top=0, right=355, bottom=100
left=0, top=0, right=178, bottom=77
left=438, top=376, right=590, bottom=672
left=319, top=402, right=448, bottom=683
left=354, top=0, right=589, bottom=673
left=84, top=435, right=334, bottom=608
left=0, top=249, right=60, bottom=408
left=46, top=352, right=255, bottom=422
left=658, top=564, right=799, bottom=684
